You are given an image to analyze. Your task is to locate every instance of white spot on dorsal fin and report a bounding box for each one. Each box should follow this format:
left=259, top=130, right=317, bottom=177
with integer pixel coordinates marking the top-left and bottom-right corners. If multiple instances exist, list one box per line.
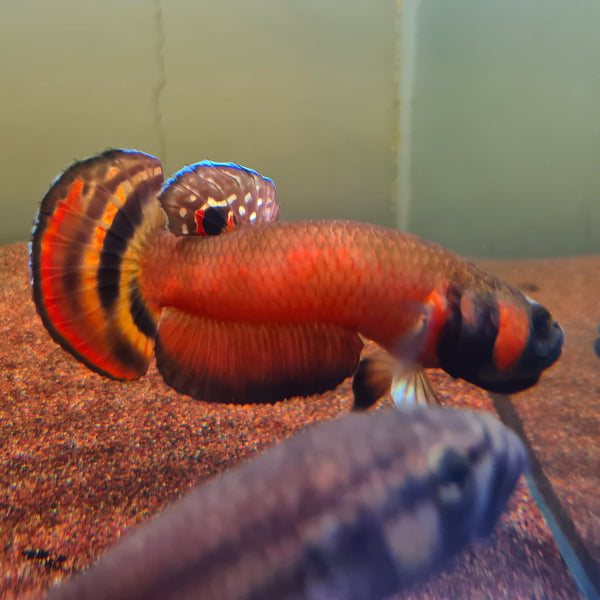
left=207, top=197, right=229, bottom=208
left=179, top=207, right=186, bottom=218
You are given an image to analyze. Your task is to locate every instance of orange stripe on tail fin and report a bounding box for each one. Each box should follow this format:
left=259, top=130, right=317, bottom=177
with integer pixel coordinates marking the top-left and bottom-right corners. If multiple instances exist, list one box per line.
left=30, top=149, right=166, bottom=380
left=155, top=308, right=364, bottom=404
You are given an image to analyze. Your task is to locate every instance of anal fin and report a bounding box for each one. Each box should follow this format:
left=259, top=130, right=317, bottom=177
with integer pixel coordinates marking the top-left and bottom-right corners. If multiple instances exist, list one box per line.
left=155, top=309, right=364, bottom=404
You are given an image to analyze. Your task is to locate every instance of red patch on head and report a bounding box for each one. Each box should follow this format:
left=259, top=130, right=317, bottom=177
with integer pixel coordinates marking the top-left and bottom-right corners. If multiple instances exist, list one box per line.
left=194, top=208, right=206, bottom=235
left=493, top=301, right=529, bottom=370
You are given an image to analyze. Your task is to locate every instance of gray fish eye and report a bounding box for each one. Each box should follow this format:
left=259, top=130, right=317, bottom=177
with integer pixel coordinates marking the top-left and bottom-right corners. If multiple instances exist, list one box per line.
left=432, top=447, right=472, bottom=505
left=437, top=447, right=470, bottom=485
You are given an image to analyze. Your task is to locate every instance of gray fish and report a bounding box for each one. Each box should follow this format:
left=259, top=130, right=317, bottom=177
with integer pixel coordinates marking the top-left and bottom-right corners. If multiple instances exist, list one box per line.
left=46, top=407, right=527, bottom=600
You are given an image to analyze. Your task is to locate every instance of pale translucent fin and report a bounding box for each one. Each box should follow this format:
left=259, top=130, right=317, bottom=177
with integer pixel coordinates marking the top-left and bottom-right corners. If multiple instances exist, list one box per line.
left=392, top=300, right=434, bottom=364
left=391, top=365, right=440, bottom=407
left=353, top=299, right=440, bottom=410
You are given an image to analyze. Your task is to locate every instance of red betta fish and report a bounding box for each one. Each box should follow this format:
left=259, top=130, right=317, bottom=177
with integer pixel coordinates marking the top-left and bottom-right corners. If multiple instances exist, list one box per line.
left=30, top=149, right=564, bottom=407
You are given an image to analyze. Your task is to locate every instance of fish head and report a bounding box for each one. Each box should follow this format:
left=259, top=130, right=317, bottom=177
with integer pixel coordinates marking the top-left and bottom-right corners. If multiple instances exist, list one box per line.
left=436, top=284, right=564, bottom=394
left=427, top=408, right=529, bottom=544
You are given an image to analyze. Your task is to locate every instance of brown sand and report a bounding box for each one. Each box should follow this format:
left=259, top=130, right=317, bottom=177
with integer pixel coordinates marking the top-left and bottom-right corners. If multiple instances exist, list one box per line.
left=1, top=242, right=598, bottom=599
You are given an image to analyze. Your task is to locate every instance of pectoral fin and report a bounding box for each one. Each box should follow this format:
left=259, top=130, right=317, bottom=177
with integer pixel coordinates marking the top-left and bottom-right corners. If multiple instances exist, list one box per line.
left=352, top=354, right=439, bottom=410
left=391, top=365, right=439, bottom=407
left=352, top=299, right=441, bottom=410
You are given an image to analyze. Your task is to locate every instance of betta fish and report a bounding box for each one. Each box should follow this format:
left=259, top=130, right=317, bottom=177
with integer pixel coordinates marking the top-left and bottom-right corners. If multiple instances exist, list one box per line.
left=45, top=406, right=528, bottom=600
left=30, top=149, right=563, bottom=407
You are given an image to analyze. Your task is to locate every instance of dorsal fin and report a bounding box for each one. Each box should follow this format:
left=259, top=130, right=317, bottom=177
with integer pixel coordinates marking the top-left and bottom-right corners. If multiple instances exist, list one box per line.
left=158, top=161, right=279, bottom=236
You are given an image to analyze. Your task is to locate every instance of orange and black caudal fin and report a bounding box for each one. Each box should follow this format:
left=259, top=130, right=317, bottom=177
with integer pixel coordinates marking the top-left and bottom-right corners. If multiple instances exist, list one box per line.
left=155, top=308, right=364, bottom=404
left=158, top=160, right=280, bottom=236
left=30, top=149, right=166, bottom=380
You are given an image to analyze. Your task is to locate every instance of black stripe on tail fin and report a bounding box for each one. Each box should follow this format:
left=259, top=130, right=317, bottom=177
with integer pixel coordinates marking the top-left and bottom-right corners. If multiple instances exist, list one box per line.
left=155, top=308, right=364, bottom=404
left=158, top=161, right=280, bottom=236
left=30, top=149, right=166, bottom=380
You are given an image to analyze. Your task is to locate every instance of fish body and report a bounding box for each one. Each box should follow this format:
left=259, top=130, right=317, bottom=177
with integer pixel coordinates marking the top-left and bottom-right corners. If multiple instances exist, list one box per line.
left=141, top=220, right=472, bottom=356
left=30, top=149, right=564, bottom=405
left=45, top=406, right=528, bottom=600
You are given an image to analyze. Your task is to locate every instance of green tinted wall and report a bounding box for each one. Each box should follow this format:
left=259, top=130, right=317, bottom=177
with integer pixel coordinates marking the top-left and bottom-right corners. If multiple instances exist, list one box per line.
left=0, top=0, right=396, bottom=244
left=409, top=0, right=600, bottom=258
left=2, top=1, right=599, bottom=258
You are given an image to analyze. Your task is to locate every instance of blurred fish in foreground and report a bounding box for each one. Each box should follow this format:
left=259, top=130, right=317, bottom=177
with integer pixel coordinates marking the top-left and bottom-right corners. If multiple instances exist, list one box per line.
left=30, top=150, right=563, bottom=408
left=46, top=407, right=527, bottom=600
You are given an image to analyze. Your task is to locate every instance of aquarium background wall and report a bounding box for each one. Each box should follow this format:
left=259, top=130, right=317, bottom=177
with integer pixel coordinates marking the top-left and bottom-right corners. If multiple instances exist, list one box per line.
left=1, top=0, right=599, bottom=258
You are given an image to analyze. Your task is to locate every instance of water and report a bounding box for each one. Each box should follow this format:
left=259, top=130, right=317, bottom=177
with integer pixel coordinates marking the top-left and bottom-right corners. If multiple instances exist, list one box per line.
left=1, top=1, right=599, bottom=598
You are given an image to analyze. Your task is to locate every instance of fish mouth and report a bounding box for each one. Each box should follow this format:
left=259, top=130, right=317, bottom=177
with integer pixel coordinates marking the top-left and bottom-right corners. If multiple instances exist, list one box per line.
left=544, top=324, right=564, bottom=363
left=526, top=301, right=565, bottom=367
left=521, top=316, right=564, bottom=371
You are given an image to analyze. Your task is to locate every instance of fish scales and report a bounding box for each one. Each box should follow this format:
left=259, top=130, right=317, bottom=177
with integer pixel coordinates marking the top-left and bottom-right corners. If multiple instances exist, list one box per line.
left=140, top=221, right=475, bottom=354
left=45, top=407, right=527, bottom=600
left=30, top=150, right=563, bottom=404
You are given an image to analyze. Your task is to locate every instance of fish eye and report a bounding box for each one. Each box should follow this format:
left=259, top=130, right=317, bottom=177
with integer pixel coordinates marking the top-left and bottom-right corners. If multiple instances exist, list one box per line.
left=431, top=447, right=472, bottom=506
left=531, top=304, right=551, bottom=340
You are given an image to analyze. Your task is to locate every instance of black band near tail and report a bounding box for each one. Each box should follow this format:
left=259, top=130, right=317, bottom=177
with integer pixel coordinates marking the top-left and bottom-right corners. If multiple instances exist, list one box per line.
left=99, top=180, right=153, bottom=310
